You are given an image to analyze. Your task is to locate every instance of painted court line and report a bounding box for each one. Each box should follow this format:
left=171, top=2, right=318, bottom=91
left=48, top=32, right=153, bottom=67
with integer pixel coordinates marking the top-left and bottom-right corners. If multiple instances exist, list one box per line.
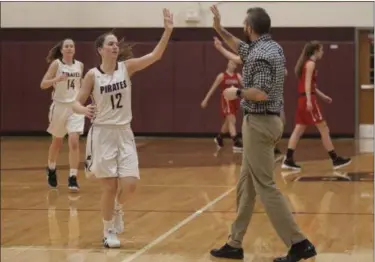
left=1, top=246, right=138, bottom=252
left=120, top=187, right=235, bottom=262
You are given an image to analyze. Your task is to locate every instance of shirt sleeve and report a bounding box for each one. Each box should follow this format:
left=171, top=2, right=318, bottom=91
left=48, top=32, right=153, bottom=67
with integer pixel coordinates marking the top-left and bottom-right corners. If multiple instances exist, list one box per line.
left=237, top=41, right=250, bottom=63
left=278, top=45, right=286, bottom=67
left=252, top=58, right=272, bottom=94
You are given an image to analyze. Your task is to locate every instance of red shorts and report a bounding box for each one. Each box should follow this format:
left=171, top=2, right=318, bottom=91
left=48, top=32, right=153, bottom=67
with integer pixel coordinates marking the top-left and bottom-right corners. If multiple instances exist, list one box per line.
left=295, top=96, right=324, bottom=125
left=221, top=96, right=239, bottom=117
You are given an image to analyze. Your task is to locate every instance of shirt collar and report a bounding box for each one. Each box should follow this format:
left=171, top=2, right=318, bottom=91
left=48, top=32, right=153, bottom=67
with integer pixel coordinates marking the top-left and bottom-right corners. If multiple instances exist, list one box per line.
left=249, top=34, right=272, bottom=48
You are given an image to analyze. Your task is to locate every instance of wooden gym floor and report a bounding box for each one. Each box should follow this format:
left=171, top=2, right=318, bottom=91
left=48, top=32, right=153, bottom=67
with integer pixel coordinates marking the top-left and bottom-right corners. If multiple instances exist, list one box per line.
left=1, top=136, right=374, bottom=262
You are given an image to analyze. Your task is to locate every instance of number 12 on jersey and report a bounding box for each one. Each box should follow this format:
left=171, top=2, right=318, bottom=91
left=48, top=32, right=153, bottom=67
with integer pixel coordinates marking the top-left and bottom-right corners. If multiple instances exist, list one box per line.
left=111, top=93, right=123, bottom=109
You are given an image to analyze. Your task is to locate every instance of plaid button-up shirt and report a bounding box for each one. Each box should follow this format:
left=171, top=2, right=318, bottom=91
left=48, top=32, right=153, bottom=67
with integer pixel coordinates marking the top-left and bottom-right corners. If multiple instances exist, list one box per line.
left=238, top=34, right=285, bottom=114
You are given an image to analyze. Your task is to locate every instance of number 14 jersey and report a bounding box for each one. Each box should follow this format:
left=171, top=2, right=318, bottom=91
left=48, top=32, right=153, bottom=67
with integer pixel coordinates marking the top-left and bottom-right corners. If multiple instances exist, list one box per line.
left=53, top=58, right=83, bottom=103
left=91, top=62, right=132, bottom=126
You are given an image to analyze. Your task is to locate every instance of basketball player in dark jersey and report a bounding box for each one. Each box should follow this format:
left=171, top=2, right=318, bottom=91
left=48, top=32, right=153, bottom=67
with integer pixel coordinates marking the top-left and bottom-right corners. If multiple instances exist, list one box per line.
left=282, top=41, right=351, bottom=170
left=201, top=59, right=243, bottom=152
left=212, top=36, right=285, bottom=161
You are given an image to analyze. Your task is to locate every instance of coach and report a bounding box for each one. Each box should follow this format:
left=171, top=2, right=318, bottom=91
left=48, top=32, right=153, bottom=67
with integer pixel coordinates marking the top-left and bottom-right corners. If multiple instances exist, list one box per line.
left=208, top=6, right=317, bottom=262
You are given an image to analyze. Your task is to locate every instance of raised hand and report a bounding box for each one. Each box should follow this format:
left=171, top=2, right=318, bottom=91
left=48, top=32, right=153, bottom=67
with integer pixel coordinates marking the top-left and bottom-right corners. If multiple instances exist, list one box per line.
left=213, top=36, right=223, bottom=50
left=210, top=5, right=221, bottom=29
left=163, top=8, right=174, bottom=31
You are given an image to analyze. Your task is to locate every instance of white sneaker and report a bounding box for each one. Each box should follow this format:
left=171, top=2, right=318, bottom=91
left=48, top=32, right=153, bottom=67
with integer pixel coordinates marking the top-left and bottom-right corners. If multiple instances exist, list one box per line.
left=113, top=209, right=124, bottom=234
left=103, top=229, right=120, bottom=248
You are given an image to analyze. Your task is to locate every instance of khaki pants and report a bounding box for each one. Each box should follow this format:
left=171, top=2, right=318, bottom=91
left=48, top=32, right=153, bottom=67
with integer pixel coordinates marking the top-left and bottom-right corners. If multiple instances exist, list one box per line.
left=228, top=114, right=305, bottom=248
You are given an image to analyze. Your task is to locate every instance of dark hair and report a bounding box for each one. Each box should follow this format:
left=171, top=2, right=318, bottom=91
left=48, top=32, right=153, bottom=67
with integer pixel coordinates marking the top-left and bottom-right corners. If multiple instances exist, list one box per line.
left=95, top=30, right=134, bottom=62
left=46, top=38, right=74, bottom=63
left=294, top=41, right=322, bottom=77
left=246, top=7, right=271, bottom=35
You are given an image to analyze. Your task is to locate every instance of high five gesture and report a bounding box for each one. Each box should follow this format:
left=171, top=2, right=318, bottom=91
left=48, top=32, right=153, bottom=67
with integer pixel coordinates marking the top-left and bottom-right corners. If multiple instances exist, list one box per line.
left=210, top=5, right=242, bottom=52
left=125, top=8, right=174, bottom=76
left=163, top=8, right=174, bottom=31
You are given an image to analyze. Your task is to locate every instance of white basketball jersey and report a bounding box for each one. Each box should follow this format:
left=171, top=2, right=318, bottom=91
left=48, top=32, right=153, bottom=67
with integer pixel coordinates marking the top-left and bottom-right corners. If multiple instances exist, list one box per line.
left=52, top=59, right=82, bottom=103
left=91, top=62, right=132, bottom=126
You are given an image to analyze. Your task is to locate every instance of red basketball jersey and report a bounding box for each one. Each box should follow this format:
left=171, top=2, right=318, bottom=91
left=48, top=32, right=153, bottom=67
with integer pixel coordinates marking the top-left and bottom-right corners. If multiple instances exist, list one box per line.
left=221, top=72, right=240, bottom=91
left=297, top=60, right=318, bottom=94
left=219, top=72, right=240, bottom=117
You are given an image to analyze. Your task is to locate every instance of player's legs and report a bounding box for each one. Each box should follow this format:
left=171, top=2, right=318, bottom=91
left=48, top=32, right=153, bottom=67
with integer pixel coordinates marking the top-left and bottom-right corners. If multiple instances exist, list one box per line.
left=114, top=177, right=138, bottom=234
left=113, top=127, right=140, bottom=235
left=282, top=124, right=306, bottom=171
left=282, top=97, right=313, bottom=170
left=315, top=121, right=351, bottom=169
left=46, top=102, right=69, bottom=188
left=47, top=137, right=64, bottom=172
left=274, top=109, right=286, bottom=162
left=226, top=113, right=242, bottom=152
left=221, top=98, right=242, bottom=152
left=66, top=112, right=85, bottom=191
left=67, top=133, right=80, bottom=191
left=215, top=118, right=228, bottom=148
left=226, top=114, right=237, bottom=138
left=99, top=177, right=120, bottom=248
left=85, top=125, right=122, bottom=248
left=85, top=125, right=140, bottom=247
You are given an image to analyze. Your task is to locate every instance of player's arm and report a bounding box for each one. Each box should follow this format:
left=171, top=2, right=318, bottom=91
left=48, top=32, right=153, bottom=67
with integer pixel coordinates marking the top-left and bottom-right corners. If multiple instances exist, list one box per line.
left=315, top=87, right=332, bottom=104
left=315, top=88, right=326, bottom=98
left=40, top=60, right=61, bottom=89
left=220, top=49, right=242, bottom=64
left=80, top=62, right=84, bottom=85
left=213, top=37, right=243, bottom=64
left=237, top=73, right=244, bottom=88
left=214, top=27, right=242, bottom=53
left=201, top=73, right=224, bottom=105
left=72, top=70, right=95, bottom=118
left=217, top=46, right=243, bottom=64
left=125, top=9, right=173, bottom=77
left=304, top=61, right=315, bottom=105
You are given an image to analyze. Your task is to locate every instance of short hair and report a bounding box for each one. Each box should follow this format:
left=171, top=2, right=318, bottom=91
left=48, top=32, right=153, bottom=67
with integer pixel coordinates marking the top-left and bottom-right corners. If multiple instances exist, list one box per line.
left=246, top=7, right=271, bottom=35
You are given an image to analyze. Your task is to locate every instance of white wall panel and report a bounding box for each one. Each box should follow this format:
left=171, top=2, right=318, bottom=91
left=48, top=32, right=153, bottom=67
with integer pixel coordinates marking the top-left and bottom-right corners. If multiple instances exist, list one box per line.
left=1, top=1, right=373, bottom=28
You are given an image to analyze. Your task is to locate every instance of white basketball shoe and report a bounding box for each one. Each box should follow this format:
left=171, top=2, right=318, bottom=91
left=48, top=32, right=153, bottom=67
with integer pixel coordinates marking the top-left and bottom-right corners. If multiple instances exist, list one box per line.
left=103, top=229, right=120, bottom=248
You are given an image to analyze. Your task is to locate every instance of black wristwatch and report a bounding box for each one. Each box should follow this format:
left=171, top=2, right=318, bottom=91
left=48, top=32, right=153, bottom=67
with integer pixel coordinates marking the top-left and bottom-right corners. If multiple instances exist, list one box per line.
left=236, top=88, right=242, bottom=98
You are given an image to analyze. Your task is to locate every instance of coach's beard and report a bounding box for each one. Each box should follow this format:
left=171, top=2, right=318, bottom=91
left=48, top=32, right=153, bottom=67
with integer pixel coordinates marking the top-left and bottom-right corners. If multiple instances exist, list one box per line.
left=244, top=31, right=252, bottom=44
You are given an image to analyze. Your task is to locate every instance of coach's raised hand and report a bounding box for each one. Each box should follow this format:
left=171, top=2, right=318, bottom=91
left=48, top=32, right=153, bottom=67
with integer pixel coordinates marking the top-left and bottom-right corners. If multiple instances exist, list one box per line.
left=210, top=5, right=241, bottom=52
left=210, top=5, right=221, bottom=30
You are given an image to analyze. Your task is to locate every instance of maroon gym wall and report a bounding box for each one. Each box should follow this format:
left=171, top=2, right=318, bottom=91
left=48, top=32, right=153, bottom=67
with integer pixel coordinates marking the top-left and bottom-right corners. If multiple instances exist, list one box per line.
left=0, top=27, right=355, bottom=136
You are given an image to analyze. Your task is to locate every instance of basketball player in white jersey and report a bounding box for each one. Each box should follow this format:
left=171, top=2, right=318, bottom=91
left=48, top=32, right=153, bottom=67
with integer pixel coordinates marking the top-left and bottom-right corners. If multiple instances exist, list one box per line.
left=40, top=38, right=84, bottom=192
left=72, top=9, right=174, bottom=248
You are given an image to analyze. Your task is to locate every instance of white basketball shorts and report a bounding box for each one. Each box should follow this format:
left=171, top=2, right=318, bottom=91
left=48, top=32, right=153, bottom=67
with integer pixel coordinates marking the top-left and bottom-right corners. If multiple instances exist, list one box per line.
left=84, top=124, right=140, bottom=179
left=47, top=101, right=85, bottom=138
